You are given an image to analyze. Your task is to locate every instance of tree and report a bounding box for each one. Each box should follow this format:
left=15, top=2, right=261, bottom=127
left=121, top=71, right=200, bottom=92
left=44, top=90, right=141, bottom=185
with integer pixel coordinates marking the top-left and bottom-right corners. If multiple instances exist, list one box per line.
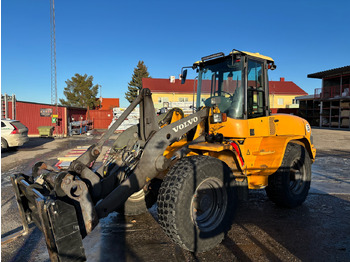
left=125, top=61, right=151, bottom=103
left=59, top=73, right=100, bottom=109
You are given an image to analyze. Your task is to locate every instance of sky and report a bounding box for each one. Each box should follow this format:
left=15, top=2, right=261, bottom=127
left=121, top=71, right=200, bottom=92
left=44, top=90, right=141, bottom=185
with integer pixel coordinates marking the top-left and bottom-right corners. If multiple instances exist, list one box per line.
left=2, top=0, right=350, bottom=107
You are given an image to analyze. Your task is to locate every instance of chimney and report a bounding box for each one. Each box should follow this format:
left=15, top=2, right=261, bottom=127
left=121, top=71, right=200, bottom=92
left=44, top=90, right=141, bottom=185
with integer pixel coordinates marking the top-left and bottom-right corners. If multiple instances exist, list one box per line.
left=170, top=76, right=175, bottom=83
left=280, top=77, right=285, bottom=82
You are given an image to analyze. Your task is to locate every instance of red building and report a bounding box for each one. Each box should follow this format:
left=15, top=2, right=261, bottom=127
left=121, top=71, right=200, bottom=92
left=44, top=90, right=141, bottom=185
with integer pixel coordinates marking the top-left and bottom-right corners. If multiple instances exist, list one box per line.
left=1, top=95, right=121, bottom=135
left=2, top=99, right=87, bottom=136
left=98, top=97, right=120, bottom=110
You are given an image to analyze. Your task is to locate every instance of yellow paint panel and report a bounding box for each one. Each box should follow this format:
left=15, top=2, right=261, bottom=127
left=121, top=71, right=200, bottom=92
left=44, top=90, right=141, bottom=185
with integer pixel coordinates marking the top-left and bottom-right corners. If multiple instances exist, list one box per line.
left=248, top=175, right=269, bottom=189
left=193, top=50, right=274, bottom=65
left=209, top=118, right=250, bottom=138
left=231, top=51, right=274, bottom=62
left=273, top=115, right=306, bottom=136
left=248, top=117, right=270, bottom=137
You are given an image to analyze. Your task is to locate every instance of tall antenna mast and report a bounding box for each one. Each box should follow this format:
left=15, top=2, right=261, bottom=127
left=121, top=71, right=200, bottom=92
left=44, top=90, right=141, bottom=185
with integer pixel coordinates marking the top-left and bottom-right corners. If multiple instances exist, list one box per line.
left=50, top=0, right=57, bottom=110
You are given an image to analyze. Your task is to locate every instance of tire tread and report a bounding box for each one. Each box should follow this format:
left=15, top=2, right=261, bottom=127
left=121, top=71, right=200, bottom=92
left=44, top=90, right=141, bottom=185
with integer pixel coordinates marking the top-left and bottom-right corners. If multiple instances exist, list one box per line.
left=266, top=143, right=311, bottom=208
left=157, top=155, right=236, bottom=252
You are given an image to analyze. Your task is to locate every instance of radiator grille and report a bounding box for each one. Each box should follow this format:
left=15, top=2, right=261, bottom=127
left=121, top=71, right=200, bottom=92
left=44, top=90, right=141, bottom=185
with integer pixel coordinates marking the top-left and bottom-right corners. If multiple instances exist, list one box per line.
left=269, top=117, right=276, bottom=135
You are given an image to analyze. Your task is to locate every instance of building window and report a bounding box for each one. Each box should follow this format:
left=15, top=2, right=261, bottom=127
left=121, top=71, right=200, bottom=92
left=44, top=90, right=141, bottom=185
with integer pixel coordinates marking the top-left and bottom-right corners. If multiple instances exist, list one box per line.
left=158, top=97, right=169, bottom=103
left=278, top=98, right=284, bottom=105
left=342, top=75, right=350, bottom=96
left=324, top=77, right=341, bottom=98
left=292, top=99, right=299, bottom=104
left=178, top=97, right=189, bottom=102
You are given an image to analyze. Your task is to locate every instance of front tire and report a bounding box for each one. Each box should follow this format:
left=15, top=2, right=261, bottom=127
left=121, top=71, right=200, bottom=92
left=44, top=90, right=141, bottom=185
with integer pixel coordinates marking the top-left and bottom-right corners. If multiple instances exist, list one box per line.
left=157, top=155, right=237, bottom=252
left=116, top=189, right=148, bottom=215
left=116, top=178, right=161, bottom=216
left=266, top=143, right=311, bottom=208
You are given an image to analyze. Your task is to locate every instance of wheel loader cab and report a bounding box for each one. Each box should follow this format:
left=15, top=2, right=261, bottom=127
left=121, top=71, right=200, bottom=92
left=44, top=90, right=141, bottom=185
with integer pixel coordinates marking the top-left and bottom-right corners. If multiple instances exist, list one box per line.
left=195, top=51, right=273, bottom=122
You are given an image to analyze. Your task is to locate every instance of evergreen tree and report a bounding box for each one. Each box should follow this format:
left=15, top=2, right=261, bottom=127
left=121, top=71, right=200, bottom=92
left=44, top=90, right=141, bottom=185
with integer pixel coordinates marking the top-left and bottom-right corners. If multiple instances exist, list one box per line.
left=125, top=61, right=151, bottom=103
left=59, top=73, right=100, bottom=108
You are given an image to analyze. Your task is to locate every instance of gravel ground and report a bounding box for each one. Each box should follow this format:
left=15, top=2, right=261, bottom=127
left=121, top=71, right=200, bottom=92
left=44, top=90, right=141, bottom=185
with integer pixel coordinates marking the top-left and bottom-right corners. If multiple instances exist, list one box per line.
left=1, top=128, right=350, bottom=261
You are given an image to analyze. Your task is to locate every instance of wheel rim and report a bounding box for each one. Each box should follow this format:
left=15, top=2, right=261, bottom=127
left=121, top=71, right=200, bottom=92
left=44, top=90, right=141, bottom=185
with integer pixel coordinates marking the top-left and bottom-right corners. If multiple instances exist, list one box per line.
left=190, top=178, right=227, bottom=232
left=128, top=189, right=145, bottom=202
left=289, top=159, right=306, bottom=194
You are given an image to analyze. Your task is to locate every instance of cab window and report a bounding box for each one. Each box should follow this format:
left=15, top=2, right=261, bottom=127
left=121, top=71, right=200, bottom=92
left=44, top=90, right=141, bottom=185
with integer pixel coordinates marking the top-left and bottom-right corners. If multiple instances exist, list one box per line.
left=247, top=60, right=265, bottom=118
left=199, top=58, right=245, bottom=119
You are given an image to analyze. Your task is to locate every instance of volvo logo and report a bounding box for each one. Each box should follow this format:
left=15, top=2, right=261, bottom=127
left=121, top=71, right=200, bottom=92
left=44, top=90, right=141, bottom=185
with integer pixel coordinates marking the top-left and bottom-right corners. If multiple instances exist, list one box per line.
left=172, top=117, right=199, bottom=133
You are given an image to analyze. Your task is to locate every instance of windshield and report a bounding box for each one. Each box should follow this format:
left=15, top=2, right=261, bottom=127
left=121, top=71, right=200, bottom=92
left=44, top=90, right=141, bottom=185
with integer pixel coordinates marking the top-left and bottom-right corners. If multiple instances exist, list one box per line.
left=196, top=58, right=244, bottom=119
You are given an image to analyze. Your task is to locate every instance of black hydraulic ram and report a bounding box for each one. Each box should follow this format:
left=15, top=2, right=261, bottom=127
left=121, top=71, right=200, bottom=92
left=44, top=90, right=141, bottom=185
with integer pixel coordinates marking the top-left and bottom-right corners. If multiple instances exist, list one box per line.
left=10, top=88, right=209, bottom=261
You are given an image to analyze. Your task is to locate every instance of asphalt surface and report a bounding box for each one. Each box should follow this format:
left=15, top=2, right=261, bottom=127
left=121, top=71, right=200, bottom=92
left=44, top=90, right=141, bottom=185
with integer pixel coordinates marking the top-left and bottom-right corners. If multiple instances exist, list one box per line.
left=1, top=128, right=350, bottom=262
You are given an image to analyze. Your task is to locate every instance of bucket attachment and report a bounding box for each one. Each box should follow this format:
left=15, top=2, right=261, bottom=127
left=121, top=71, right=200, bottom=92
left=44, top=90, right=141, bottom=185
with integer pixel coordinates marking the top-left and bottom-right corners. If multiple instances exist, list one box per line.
left=11, top=174, right=86, bottom=262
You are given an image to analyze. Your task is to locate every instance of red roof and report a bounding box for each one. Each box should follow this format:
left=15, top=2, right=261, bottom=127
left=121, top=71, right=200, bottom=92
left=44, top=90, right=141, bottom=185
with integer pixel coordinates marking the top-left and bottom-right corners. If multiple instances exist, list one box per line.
left=143, top=78, right=307, bottom=95
left=269, top=80, right=307, bottom=95
left=143, top=78, right=197, bottom=93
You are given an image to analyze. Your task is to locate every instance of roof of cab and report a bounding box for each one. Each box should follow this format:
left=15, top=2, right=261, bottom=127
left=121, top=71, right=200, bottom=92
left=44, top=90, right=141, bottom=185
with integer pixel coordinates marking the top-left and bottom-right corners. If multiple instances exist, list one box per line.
left=194, top=50, right=274, bottom=65
left=232, top=50, right=274, bottom=62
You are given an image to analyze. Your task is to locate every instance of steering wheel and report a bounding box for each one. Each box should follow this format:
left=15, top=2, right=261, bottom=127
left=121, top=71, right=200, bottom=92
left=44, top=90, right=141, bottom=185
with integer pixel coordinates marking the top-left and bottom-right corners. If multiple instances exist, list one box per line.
left=214, top=91, right=233, bottom=99
left=214, top=91, right=233, bottom=101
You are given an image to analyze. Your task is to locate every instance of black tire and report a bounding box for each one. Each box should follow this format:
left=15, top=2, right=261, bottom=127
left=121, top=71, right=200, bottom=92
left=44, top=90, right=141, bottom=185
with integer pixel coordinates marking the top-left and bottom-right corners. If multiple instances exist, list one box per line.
left=116, top=179, right=161, bottom=216
left=157, top=155, right=237, bottom=252
left=1, top=138, right=8, bottom=150
left=265, top=143, right=311, bottom=208
left=116, top=189, right=148, bottom=215
left=104, top=161, right=150, bottom=216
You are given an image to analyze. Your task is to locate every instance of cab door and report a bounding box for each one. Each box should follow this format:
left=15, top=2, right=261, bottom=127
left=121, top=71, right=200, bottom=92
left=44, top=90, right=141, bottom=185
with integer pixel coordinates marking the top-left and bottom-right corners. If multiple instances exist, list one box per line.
left=246, top=58, right=271, bottom=137
left=245, top=59, right=278, bottom=177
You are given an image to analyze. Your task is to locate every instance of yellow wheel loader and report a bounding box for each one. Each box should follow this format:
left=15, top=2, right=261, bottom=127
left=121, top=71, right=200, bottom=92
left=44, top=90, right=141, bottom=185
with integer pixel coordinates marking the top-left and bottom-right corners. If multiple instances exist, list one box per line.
left=10, top=49, right=316, bottom=261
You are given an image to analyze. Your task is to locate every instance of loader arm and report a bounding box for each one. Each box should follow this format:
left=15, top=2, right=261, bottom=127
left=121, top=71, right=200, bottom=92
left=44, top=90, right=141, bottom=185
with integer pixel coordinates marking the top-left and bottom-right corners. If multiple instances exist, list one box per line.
left=95, top=107, right=209, bottom=218
left=10, top=88, right=209, bottom=262
left=68, top=88, right=158, bottom=172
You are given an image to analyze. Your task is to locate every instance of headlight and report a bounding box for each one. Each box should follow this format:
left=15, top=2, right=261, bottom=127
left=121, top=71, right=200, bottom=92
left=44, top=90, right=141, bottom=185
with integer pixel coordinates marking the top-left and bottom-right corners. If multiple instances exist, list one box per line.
left=212, top=113, right=227, bottom=123
left=305, top=123, right=311, bottom=133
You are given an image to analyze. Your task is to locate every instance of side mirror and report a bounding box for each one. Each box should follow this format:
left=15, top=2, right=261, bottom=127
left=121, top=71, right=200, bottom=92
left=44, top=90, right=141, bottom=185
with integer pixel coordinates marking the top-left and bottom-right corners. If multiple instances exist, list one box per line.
left=268, top=63, right=277, bottom=70
left=181, top=69, right=187, bottom=84
left=229, top=53, right=241, bottom=68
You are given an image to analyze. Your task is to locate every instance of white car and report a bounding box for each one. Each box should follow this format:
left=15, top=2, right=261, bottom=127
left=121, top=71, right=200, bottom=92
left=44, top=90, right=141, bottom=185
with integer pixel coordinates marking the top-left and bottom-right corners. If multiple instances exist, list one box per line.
left=1, top=119, right=29, bottom=149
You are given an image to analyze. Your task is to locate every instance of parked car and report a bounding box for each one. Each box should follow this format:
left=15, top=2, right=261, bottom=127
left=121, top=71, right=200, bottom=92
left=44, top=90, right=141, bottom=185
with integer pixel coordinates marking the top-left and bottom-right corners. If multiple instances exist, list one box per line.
left=1, top=119, right=29, bottom=149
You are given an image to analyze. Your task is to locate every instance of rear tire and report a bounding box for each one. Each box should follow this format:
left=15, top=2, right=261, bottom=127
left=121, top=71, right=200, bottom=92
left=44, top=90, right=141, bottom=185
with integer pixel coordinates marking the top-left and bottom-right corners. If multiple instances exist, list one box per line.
left=265, top=143, right=311, bottom=208
left=157, top=155, right=237, bottom=252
